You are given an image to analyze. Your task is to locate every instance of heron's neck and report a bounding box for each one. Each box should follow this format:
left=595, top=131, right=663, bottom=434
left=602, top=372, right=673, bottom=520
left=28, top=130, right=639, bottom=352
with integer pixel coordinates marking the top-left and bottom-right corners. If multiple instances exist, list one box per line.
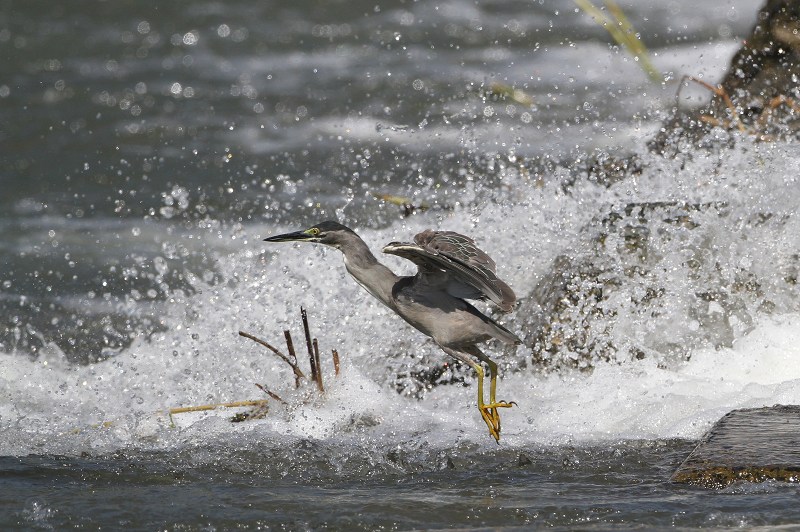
left=338, top=234, right=399, bottom=309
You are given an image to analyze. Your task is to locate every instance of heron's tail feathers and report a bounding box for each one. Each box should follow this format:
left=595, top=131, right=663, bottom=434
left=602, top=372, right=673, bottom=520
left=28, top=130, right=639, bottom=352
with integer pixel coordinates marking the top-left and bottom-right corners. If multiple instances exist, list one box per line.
left=486, top=315, right=522, bottom=346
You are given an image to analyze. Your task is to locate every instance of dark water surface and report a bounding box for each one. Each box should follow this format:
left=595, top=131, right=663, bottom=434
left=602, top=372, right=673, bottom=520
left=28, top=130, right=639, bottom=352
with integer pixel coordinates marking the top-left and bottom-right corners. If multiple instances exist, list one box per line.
left=7, top=441, right=800, bottom=530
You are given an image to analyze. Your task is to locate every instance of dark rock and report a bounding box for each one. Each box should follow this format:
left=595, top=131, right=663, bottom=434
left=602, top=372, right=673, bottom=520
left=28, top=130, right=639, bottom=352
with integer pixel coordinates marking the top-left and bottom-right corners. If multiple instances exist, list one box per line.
left=516, top=201, right=786, bottom=372
left=672, top=405, right=800, bottom=488
left=650, top=0, right=800, bottom=155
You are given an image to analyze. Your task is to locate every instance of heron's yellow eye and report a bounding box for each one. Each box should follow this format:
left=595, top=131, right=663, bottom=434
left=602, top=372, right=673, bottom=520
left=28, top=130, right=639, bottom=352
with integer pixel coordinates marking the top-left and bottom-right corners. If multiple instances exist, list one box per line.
left=305, top=227, right=320, bottom=236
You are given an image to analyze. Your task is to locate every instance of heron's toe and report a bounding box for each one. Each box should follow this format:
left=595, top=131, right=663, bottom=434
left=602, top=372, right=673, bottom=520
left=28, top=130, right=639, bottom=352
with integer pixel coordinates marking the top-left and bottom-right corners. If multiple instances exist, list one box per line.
left=488, top=400, right=516, bottom=409
left=478, top=404, right=506, bottom=442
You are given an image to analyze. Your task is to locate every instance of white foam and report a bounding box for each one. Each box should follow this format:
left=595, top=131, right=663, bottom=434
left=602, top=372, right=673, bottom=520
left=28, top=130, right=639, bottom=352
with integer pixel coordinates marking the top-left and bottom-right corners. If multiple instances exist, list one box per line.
left=496, top=313, right=800, bottom=445
left=2, top=141, right=800, bottom=455
left=2, top=309, right=800, bottom=455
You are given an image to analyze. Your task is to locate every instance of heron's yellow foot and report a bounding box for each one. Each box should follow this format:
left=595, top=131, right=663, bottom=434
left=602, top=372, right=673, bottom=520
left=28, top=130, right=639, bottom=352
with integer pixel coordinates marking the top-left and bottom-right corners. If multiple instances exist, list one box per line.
left=478, top=400, right=516, bottom=442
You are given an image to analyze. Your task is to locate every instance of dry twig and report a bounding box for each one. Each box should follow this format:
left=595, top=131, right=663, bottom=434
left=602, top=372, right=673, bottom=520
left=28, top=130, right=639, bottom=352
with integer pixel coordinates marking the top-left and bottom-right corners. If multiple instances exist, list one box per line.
left=238, top=330, right=306, bottom=385
left=170, top=308, right=344, bottom=425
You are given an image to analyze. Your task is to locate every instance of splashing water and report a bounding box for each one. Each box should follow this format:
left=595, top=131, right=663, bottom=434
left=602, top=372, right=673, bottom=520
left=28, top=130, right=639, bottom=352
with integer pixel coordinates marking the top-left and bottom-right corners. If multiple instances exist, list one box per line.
left=3, top=0, right=800, bottom=527
left=3, top=139, right=800, bottom=459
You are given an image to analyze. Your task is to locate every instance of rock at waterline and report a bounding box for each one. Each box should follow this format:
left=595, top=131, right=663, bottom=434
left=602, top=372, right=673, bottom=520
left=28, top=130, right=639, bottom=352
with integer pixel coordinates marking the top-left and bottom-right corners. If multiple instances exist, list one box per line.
left=651, top=0, right=800, bottom=153
left=672, top=405, right=800, bottom=488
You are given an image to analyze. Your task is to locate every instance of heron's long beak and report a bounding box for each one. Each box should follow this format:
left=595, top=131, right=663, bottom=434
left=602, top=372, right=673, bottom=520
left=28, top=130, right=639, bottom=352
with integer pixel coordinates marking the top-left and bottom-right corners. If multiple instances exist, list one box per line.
left=263, top=230, right=315, bottom=243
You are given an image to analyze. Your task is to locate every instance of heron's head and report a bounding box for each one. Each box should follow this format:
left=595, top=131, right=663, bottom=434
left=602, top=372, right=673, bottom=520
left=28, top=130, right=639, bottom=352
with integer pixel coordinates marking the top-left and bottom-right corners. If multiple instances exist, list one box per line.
left=263, top=220, right=357, bottom=249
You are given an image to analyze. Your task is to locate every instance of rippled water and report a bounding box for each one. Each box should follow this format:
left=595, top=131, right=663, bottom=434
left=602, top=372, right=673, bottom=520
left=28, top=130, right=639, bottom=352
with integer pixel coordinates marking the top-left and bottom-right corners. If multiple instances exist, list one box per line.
left=6, top=441, right=800, bottom=529
left=3, top=0, right=800, bottom=529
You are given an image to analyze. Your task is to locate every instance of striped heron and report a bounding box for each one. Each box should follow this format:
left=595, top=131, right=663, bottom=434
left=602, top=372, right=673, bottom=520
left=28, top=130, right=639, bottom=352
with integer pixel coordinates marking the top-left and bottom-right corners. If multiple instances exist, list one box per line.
left=264, top=221, right=520, bottom=441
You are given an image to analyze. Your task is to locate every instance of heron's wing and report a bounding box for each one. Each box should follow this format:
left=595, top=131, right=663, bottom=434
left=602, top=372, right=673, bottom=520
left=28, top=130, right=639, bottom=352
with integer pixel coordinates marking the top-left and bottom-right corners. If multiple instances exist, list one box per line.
left=383, top=229, right=516, bottom=312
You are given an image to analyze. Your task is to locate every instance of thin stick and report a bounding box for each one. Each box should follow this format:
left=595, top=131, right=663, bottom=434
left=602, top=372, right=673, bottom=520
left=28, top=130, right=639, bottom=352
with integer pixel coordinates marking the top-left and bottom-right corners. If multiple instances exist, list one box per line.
left=301, top=307, right=318, bottom=386
left=169, top=400, right=268, bottom=416
left=312, top=338, right=324, bottom=392
left=168, top=399, right=269, bottom=427
left=756, top=95, right=800, bottom=129
left=574, top=0, right=662, bottom=83
left=332, top=349, right=341, bottom=376
left=284, top=330, right=298, bottom=366
left=678, top=75, right=746, bottom=132
left=239, top=330, right=306, bottom=383
left=283, top=330, right=301, bottom=388
left=255, top=383, right=287, bottom=404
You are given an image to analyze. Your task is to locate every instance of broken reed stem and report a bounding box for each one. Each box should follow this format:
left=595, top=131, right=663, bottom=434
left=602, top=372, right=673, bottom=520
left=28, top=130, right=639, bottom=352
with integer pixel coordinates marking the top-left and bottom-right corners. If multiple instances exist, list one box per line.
left=238, top=307, right=341, bottom=414
left=167, top=308, right=344, bottom=428
left=169, top=400, right=268, bottom=417
left=312, top=338, right=324, bottom=392
left=301, top=307, right=319, bottom=387
left=283, top=330, right=301, bottom=388
left=255, top=383, right=287, bottom=404
left=604, top=0, right=645, bottom=57
left=168, top=400, right=270, bottom=427
left=239, top=330, right=306, bottom=384
left=574, top=0, right=662, bottom=83
left=284, top=330, right=297, bottom=365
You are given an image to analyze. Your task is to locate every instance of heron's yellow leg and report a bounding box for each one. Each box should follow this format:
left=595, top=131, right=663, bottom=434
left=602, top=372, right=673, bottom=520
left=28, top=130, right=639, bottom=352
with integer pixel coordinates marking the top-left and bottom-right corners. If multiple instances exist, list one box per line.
left=475, top=359, right=515, bottom=442
left=472, top=362, right=501, bottom=441
left=440, top=345, right=515, bottom=442
left=485, top=358, right=515, bottom=410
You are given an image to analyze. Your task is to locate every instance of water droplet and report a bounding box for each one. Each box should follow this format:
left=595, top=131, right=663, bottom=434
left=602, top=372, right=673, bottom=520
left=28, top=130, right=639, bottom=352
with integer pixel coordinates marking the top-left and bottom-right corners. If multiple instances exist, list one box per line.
left=182, top=31, right=198, bottom=46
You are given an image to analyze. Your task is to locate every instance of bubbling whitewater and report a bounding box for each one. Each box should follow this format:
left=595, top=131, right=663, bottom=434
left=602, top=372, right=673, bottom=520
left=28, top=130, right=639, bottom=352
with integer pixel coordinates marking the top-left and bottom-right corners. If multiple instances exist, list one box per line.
left=2, top=140, right=800, bottom=458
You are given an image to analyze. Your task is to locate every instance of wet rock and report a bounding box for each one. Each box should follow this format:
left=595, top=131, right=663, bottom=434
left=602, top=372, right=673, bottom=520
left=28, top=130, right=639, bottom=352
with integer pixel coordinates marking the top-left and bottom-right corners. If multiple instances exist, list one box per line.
left=560, top=151, right=643, bottom=191
left=390, top=1, right=800, bottom=389
left=391, top=351, right=469, bottom=399
left=516, top=201, right=786, bottom=372
left=651, top=0, right=800, bottom=154
left=516, top=0, right=800, bottom=374
left=521, top=253, right=617, bottom=372
left=672, top=405, right=800, bottom=488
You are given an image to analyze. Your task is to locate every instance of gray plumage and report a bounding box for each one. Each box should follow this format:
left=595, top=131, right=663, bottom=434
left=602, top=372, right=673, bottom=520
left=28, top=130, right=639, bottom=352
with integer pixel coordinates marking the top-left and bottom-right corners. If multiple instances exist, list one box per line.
left=383, top=229, right=517, bottom=312
left=264, top=220, right=520, bottom=441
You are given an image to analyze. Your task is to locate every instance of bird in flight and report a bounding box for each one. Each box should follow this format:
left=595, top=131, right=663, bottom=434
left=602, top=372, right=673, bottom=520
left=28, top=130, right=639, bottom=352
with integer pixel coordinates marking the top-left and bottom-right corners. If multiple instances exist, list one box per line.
left=264, top=221, right=520, bottom=441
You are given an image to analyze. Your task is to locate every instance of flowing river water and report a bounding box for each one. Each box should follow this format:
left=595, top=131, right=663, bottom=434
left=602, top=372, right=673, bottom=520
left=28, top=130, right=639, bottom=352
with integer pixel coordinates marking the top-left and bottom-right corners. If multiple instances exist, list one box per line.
left=3, top=0, right=800, bottom=528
